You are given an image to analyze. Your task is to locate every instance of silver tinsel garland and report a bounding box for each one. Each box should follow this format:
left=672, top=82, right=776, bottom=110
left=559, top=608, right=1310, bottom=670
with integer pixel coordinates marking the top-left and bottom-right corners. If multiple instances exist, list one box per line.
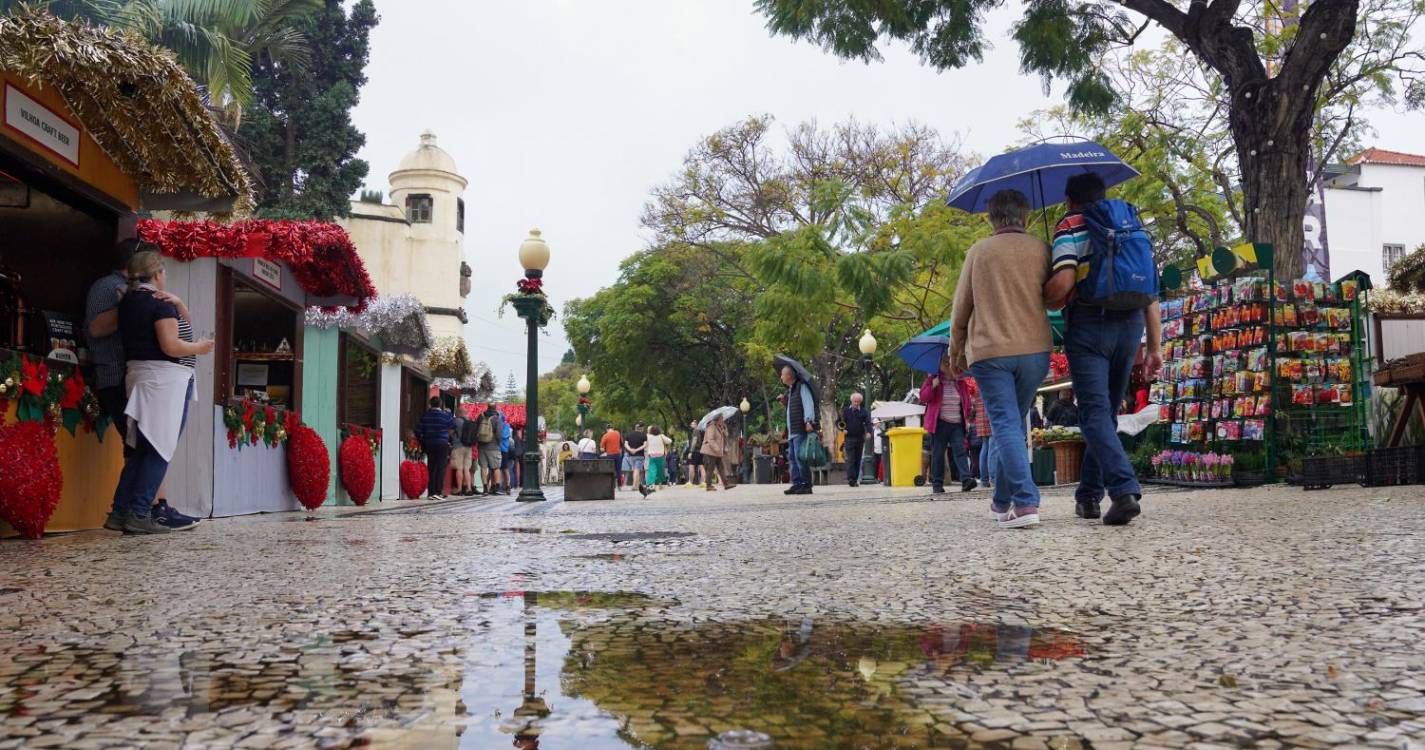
left=305, top=295, right=433, bottom=359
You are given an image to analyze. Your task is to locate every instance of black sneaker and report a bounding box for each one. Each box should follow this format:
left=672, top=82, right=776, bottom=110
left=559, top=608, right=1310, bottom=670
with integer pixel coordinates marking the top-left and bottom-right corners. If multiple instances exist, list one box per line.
left=1103, top=494, right=1141, bottom=526
left=153, top=501, right=200, bottom=531
left=931, top=484, right=946, bottom=494
left=103, top=510, right=128, bottom=532
left=122, top=514, right=171, bottom=535
left=783, top=486, right=799, bottom=495
left=1075, top=498, right=1102, bottom=519
left=961, top=478, right=978, bottom=492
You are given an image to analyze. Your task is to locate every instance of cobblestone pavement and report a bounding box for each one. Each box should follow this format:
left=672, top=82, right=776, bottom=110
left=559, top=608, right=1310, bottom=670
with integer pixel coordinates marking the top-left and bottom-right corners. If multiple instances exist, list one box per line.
left=1, top=481, right=1423, bottom=749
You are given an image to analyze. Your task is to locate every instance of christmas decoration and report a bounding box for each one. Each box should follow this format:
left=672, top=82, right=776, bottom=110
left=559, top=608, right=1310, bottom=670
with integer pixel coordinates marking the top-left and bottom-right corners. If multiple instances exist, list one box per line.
left=0, top=11, right=254, bottom=214
left=222, top=399, right=295, bottom=450
left=399, top=460, right=427, bottom=500
left=426, top=336, right=473, bottom=380
left=459, top=402, right=527, bottom=429
left=138, top=219, right=375, bottom=311
left=0, top=352, right=106, bottom=437
left=305, top=294, right=433, bottom=359
left=286, top=424, right=330, bottom=511
left=0, top=420, right=63, bottom=539
left=338, top=435, right=375, bottom=506
left=339, top=424, right=381, bottom=456
left=402, top=431, right=425, bottom=461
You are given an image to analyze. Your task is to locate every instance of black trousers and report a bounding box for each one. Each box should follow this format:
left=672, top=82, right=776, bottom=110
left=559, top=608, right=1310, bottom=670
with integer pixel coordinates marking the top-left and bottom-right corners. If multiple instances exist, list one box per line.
left=424, top=442, right=450, bottom=497
left=844, top=437, right=865, bottom=482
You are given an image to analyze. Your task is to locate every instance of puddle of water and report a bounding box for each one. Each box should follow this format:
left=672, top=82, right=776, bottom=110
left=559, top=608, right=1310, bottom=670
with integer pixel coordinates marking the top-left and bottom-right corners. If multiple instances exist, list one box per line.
left=0, top=592, right=1084, bottom=748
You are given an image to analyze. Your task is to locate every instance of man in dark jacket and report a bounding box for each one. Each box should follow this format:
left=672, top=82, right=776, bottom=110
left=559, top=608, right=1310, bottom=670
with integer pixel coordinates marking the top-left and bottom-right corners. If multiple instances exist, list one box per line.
left=781, top=365, right=817, bottom=495
left=417, top=397, right=457, bottom=500
left=842, top=393, right=872, bottom=487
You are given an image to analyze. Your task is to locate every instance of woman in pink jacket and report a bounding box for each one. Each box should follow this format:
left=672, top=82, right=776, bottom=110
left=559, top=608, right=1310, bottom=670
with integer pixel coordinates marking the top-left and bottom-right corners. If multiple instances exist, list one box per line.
left=920, top=355, right=976, bottom=493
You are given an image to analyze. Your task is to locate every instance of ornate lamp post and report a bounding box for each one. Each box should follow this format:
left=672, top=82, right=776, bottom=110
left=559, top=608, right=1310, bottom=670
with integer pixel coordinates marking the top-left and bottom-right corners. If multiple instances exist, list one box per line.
left=576, top=374, right=591, bottom=434
left=739, top=397, right=751, bottom=482
left=858, top=329, right=879, bottom=485
left=513, top=229, right=551, bottom=503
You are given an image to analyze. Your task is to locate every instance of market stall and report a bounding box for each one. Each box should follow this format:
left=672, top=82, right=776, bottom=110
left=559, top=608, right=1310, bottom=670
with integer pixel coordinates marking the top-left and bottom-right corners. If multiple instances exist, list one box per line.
left=0, top=11, right=250, bottom=535
left=138, top=220, right=375, bottom=516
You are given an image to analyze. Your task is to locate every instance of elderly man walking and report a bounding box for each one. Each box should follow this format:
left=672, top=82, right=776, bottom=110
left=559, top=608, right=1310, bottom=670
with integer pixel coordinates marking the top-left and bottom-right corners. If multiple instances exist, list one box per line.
left=781, top=365, right=817, bottom=495
left=842, top=393, right=872, bottom=487
left=948, top=189, right=1053, bottom=529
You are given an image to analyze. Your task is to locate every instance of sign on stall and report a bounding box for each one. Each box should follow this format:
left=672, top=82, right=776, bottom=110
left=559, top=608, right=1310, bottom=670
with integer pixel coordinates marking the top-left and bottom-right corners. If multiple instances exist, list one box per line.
left=4, top=83, right=80, bottom=166
left=253, top=257, right=282, bottom=291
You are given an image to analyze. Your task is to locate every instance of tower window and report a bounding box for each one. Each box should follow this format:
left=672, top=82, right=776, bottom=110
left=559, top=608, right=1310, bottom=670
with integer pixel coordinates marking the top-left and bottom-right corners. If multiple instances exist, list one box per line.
left=1384, top=243, right=1406, bottom=272
left=405, top=194, right=433, bottom=223
left=457, top=198, right=465, bottom=233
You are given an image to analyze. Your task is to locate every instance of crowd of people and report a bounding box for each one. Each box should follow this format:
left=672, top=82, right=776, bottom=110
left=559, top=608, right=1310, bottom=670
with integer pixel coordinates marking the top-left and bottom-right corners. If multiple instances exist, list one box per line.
left=414, top=397, right=530, bottom=500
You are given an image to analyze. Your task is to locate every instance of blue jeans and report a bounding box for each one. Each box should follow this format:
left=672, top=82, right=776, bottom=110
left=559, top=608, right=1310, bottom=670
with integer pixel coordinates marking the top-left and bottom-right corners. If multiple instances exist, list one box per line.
left=112, top=378, right=193, bottom=518
left=969, top=352, right=1050, bottom=511
left=930, top=421, right=968, bottom=487
left=1065, top=306, right=1145, bottom=502
left=788, top=433, right=808, bottom=486
left=979, top=438, right=998, bottom=482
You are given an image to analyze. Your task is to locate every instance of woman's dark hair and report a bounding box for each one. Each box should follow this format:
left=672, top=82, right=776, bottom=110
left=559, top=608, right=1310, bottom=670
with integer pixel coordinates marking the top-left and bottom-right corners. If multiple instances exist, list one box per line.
left=649, top=425, right=661, bottom=435
left=1065, top=173, right=1107, bottom=205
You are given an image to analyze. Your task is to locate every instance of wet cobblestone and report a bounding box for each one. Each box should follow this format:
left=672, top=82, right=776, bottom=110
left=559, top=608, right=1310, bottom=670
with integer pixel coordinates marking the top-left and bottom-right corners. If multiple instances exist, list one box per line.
left=1, top=482, right=1422, bottom=748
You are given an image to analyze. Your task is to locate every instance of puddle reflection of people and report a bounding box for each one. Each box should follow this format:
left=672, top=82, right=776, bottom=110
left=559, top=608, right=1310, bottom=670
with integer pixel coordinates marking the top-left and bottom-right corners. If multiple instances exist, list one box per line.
left=772, top=616, right=813, bottom=672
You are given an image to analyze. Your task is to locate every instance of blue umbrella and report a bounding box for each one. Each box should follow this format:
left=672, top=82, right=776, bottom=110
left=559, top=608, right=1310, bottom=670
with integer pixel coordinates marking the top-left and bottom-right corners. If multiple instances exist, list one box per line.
left=946, top=139, right=1138, bottom=213
left=896, top=334, right=949, bottom=374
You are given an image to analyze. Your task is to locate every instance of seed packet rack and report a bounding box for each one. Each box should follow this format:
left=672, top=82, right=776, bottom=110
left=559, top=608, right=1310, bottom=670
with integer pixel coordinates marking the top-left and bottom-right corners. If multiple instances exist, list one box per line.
left=1153, top=246, right=1371, bottom=482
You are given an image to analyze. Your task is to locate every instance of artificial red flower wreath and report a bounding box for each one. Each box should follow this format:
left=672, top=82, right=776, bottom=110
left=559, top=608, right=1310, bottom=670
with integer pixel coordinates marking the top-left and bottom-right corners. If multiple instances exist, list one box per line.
left=338, top=435, right=375, bottom=506
left=399, top=460, right=427, bottom=500
left=286, top=424, right=330, bottom=511
left=0, top=420, right=64, bottom=539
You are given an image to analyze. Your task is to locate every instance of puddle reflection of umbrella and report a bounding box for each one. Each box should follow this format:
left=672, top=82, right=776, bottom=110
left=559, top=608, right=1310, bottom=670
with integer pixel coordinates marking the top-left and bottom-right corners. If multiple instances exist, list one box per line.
left=697, top=405, right=742, bottom=429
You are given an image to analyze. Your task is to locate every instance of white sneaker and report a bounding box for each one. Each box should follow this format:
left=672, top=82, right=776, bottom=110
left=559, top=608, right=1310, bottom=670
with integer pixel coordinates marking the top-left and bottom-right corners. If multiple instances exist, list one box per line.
left=997, top=506, right=1040, bottom=529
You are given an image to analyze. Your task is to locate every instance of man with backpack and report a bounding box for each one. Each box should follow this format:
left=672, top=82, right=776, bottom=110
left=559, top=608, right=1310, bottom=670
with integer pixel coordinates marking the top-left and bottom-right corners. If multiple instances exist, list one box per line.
left=473, top=401, right=506, bottom=496
left=1045, top=173, right=1163, bottom=527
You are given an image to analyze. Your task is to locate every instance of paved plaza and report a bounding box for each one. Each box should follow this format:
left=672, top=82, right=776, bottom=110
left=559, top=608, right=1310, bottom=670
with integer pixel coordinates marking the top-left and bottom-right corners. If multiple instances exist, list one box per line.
left=1, top=481, right=1423, bottom=749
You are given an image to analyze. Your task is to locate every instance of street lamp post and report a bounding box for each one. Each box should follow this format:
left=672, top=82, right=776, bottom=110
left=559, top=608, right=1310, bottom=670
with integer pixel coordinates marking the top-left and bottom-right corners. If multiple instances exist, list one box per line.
left=514, top=229, right=551, bottom=503
left=739, top=397, right=751, bottom=482
left=858, top=329, right=879, bottom=485
left=576, top=375, right=591, bottom=434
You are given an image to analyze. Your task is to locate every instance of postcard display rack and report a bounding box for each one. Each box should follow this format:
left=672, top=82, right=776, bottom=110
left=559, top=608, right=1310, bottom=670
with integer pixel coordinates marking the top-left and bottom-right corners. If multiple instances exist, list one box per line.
left=1154, top=270, right=1370, bottom=482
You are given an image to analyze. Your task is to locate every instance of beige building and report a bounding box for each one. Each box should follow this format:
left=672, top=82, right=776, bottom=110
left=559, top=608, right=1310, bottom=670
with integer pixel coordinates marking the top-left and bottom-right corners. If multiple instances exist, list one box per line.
left=339, top=130, right=470, bottom=339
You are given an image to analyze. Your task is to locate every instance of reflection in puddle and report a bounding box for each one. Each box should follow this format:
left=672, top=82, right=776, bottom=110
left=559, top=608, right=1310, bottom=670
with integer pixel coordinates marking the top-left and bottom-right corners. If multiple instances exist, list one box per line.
left=502, top=527, right=543, bottom=534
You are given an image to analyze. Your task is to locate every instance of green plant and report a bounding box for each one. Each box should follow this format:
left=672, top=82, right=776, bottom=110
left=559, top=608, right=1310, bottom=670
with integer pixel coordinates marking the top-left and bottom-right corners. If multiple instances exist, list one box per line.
left=1129, top=440, right=1157, bottom=479
left=1232, top=451, right=1265, bottom=474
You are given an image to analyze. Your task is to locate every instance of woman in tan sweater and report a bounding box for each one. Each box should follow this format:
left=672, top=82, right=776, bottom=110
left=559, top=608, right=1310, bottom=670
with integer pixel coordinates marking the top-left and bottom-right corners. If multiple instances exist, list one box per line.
left=948, top=189, right=1052, bottom=529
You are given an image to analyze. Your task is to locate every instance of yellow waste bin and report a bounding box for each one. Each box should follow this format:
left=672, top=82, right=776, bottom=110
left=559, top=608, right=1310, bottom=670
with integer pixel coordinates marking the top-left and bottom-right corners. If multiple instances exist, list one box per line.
left=886, top=425, right=927, bottom=487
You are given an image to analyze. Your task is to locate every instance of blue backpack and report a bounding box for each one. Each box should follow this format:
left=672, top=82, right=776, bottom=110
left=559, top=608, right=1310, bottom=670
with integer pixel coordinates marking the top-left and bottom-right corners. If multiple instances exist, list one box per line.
left=1074, top=199, right=1159, bottom=310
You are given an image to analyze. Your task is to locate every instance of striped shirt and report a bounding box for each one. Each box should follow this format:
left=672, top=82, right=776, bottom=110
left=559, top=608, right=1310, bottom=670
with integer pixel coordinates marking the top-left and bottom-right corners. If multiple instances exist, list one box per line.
left=176, top=315, right=196, bottom=369
left=1050, top=212, right=1092, bottom=276
left=939, top=382, right=962, bottom=423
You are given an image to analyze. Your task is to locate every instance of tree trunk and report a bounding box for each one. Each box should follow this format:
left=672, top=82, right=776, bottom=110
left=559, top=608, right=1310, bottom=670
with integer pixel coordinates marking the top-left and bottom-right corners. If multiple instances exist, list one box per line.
left=1229, top=90, right=1312, bottom=280
left=283, top=113, right=298, bottom=199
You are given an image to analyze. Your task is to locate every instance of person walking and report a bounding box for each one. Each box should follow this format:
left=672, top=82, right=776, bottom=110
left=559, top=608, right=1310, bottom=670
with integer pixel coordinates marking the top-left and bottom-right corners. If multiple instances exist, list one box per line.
left=780, top=365, right=817, bottom=495
left=645, top=425, right=670, bottom=487
left=577, top=429, right=598, bottom=459
left=1044, top=173, right=1163, bottom=525
left=451, top=410, right=478, bottom=496
left=624, top=422, right=647, bottom=490
left=474, top=401, right=505, bottom=496
left=921, top=357, right=976, bottom=494
left=972, top=393, right=995, bottom=489
left=842, top=393, right=872, bottom=487
left=684, top=421, right=705, bottom=488
left=700, top=415, right=734, bottom=491
left=599, top=424, right=623, bottom=488
left=948, top=189, right=1053, bottom=529
left=417, top=396, right=456, bottom=500
left=107, top=251, right=215, bottom=534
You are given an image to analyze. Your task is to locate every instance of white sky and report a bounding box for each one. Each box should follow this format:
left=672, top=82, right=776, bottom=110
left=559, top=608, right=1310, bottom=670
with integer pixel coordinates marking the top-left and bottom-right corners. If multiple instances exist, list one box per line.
left=349, top=0, right=1424, bottom=384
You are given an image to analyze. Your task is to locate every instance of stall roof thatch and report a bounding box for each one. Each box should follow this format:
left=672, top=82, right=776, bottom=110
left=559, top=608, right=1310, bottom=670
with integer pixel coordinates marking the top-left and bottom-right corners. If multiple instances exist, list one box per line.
left=0, top=10, right=253, bottom=213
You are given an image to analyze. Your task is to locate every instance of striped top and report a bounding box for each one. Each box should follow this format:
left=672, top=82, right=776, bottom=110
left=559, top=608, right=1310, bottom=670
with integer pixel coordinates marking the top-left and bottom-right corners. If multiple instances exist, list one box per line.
left=1050, top=212, right=1092, bottom=275
left=176, top=315, right=197, bottom=369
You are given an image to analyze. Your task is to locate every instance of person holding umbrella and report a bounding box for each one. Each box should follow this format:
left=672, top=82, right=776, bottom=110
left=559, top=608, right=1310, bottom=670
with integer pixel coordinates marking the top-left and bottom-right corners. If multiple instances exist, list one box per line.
left=947, top=189, right=1052, bottom=529
left=1043, top=173, right=1163, bottom=526
left=776, top=358, right=818, bottom=495
left=920, top=356, right=975, bottom=494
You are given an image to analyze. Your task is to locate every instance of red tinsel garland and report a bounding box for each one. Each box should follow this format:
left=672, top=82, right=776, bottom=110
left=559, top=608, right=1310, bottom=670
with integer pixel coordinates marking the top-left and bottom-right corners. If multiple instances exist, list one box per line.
left=286, top=424, right=330, bottom=510
left=399, top=460, right=427, bottom=500
left=0, top=421, right=63, bottom=539
left=338, top=435, right=375, bottom=506
left=137, top=219, right=376, bottom=311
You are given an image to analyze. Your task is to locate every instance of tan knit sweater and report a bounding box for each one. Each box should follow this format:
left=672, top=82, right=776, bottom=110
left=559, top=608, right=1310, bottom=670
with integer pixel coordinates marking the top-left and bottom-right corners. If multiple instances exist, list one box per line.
left=948, top=230, right=1053, bottom=367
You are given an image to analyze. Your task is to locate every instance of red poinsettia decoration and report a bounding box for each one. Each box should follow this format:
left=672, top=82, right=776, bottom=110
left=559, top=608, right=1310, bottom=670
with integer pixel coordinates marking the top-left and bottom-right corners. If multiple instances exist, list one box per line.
left=21, top=356, right=46, bottom=397
left=1049, top=352, right=1070, bottom=380
left=338, top=435, right=375, bottom=506
left=60, top=369, right=85, bottom=410
left=516, top=277, right=544, bottom=295
left=286, top=424, right=330, bottom=511
left=399, top=460, right=427, bottom=500
left=0, top=420, right=64, bottom=538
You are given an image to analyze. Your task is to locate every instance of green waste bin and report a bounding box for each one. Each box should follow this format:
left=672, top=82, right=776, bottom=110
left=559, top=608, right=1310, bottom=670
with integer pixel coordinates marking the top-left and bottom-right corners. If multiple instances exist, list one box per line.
left=1032, top=447, right=1056, bottom=486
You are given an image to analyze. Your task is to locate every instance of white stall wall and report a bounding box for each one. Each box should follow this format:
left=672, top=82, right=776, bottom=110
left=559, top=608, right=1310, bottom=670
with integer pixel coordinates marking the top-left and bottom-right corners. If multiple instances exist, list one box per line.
left=161, top=259, right=218, bottom=519
left=380, top=362, right=402, bottom=500
left=211, top=413, right=301, bottom=516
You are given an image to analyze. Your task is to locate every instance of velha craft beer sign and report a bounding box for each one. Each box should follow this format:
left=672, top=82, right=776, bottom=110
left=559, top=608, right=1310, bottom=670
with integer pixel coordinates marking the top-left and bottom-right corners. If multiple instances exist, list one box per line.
left=3, top=83, right=80, bottom=166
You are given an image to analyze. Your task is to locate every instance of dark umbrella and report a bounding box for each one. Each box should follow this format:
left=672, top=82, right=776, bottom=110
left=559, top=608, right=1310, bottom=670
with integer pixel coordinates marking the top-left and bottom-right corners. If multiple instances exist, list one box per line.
left=771, top=354, right=820, bottom=402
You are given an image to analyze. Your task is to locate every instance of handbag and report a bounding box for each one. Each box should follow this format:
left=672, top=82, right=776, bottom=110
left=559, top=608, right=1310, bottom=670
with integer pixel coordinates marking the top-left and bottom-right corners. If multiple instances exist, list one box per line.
left=799, top=433, right=829, bottom=468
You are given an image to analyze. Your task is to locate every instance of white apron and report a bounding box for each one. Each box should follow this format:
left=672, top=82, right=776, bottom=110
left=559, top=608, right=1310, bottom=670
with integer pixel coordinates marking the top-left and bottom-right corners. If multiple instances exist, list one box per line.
left=125, top=360, right=196, bottom=463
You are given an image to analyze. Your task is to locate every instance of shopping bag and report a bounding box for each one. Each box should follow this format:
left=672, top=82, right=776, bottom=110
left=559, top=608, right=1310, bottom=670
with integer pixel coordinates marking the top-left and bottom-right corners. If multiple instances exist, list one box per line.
left=799, top=434, right=829, bottom=468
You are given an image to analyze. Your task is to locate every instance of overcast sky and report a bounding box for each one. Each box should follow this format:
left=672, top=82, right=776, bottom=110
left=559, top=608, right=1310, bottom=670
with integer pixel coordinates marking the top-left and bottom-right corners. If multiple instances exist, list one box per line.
left=349, top=0, right=1423, bottom=385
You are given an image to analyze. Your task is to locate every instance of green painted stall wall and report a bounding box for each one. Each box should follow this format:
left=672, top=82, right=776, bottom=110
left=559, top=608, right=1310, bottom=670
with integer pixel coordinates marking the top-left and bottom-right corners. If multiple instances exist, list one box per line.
left=302, top=326, right=341, bottom=505
left=300, top=326, right=384, bottom=506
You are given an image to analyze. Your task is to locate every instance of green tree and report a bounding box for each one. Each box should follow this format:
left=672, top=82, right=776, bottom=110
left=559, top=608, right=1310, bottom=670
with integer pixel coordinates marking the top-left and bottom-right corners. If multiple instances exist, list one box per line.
left=537, top=361, right=584, bottom=438
left=643, top=116, right=980, bottom=438
left=754, top=0, right=1425, bottom=278
left=239, top=0, right=375, bottom=219
left=4, top=0, right=322, bottom=113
